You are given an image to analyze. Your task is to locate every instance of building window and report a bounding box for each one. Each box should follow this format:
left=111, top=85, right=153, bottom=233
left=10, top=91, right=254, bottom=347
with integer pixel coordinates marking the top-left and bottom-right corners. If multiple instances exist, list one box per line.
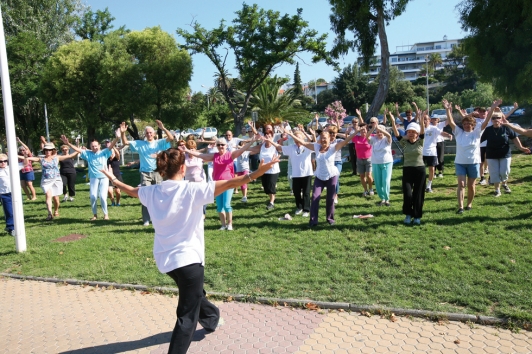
left=435, top=45, right=441, bottom=49
left=451, top=43, right=456, bottom=48
left=391, top=58, right=397, bottom=62
left=418, top=47, right=424, bottom=51
left=425, top=46, right=433, bottom=50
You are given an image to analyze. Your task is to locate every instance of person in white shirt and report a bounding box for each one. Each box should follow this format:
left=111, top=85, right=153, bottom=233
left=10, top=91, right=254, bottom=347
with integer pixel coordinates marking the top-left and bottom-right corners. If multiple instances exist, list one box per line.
left=235, top=140, right=251, bottom=202
left=443, top=99, right=492, bottom=214
left=0, top=154, right=15, bottom=236
left=287, top=129, right=357, bottom=227
left=367, top=123, right=394, bottom=206
left=266, top=130, right=313, bottom=216
left=246, top=131, right=280, bottom=209
left=101, top=148, right=279, bottom=354
left=422, top=114, right=449, bottom=193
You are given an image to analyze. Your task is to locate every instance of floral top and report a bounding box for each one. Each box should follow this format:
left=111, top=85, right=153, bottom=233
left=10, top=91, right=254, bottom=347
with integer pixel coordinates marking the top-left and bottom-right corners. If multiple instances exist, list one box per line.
left=19, top=151, right=34, bottom=173
left=41, top=157, right=60, bottom=180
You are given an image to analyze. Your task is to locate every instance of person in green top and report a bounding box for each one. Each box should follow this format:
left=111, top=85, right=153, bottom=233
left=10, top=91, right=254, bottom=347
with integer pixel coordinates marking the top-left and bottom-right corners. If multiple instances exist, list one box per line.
left=390, top=104, right=426, bottom=225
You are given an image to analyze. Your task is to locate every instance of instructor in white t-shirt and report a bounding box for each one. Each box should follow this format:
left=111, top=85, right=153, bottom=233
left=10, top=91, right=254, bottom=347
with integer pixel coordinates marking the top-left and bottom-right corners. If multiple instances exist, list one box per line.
left=101, top=148, right=280, bottom=354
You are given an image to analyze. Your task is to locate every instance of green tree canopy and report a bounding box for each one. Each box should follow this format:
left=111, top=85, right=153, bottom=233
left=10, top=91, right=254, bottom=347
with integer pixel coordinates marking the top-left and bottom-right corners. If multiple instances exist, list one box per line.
left=329, top=0, right=411, bottom=119
left=458, top=0, right=532, bottom=101
left=331, top=63, right=368, bottom=114
left=177, top=3, right=330, bottom=133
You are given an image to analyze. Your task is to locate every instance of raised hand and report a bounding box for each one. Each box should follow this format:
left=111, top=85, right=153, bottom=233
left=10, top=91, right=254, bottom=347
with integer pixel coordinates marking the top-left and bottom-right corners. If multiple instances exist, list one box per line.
left=442, top=99, right=451, bottom=110
left=60, top=135, right=70, bottom=144
left=454, top=104, right=461, bottom=111
left=120, top=122, right=128, bottom=133
left=491, top=99, right=502, bottom=108
left=356, top=108, right=362, bottom=117
left=155, top=120, right=164, bottom=129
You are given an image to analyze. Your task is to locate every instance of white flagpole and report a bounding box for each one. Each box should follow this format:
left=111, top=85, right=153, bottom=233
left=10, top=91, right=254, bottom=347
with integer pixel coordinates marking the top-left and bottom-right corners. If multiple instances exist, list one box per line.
left=0, top=4, right=27, bottom=252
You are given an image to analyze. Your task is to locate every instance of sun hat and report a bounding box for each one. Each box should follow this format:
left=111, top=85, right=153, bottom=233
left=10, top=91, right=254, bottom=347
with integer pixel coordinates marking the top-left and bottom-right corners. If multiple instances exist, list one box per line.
left=215, top=137, right=227, bottom=145
left=406, top=122, right=420, bottom=134
left=43, top=143, right=56, bottom=150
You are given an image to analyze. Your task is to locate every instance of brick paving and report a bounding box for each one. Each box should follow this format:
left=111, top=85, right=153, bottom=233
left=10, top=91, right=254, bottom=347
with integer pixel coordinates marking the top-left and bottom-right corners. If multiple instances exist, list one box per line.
left=1, top=277, right=532, bottom=353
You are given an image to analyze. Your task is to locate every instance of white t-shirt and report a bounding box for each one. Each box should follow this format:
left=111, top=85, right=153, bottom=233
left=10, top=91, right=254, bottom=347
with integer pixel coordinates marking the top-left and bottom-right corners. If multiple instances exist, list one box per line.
left=454, top=124, right=484, bottom=164
left=235, top=151, right=250, bottom=173
left=0, top=167, right=11, bottom=194
left=138, top=180, right=215, bottom=273
left=368, top=136, right=393, bottom=164
left=226, top=137, right=243, bottom=153
left=259, top=144, right=280, bottom=174
left=281, top=144, right=313, bottom=178
left=423, top=121, right=446, bottom=156
left=313, top=143, right=339, bottom=180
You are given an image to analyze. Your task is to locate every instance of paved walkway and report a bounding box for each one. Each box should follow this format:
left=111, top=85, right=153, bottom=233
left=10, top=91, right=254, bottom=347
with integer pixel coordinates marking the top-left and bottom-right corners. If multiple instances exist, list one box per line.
left=1, top=277, right=531, bottom=354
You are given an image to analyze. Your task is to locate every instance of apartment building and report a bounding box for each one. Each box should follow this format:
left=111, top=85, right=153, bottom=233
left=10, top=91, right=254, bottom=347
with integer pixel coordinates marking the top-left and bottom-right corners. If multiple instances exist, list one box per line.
left=364, top=36, right=462, bottom=82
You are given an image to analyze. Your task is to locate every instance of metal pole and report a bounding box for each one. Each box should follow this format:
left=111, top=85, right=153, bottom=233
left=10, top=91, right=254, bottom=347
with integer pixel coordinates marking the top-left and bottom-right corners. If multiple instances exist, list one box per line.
left=0, top=5, right=26, bottom=252
left=314, top=79, right=317, bottom=104
left=425, top=56, right=429, bottom=112
left=44, top=103, right=50, bottom=142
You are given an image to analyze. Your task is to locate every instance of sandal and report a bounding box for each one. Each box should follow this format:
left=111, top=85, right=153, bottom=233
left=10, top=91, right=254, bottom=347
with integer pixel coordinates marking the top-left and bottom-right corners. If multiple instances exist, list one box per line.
left=54, top=211, right=59, bottom=217
left=90, top=216, right=97, bottom=221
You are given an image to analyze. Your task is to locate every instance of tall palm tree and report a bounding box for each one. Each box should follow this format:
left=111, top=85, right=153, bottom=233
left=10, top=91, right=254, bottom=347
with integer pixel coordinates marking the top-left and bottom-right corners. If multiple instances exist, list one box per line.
left=427, top=53, right=443, bottom=71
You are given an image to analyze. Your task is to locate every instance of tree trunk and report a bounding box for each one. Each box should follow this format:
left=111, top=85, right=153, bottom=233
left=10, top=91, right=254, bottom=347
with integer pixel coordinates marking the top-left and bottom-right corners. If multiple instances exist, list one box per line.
left=128, top=114, right=140, bottom=140
left=86, top=126, right=96, bottom=147
left=367, top=7, right=390, bottom=121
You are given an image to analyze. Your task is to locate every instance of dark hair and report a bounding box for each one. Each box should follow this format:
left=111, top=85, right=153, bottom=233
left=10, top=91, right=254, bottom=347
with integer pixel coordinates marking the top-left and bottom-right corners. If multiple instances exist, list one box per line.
left=156, top=148, right=185, bottom=179
left=405, top=110, right=412, bottom=115
left=358, top=122, right=367, bottom=128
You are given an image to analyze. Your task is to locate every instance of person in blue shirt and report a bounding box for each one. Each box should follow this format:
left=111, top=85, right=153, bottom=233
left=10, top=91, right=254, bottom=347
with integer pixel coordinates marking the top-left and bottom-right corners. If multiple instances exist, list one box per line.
left=121, top=120, right=174, bottom=226
left=61, top=135, right=119, bottom=220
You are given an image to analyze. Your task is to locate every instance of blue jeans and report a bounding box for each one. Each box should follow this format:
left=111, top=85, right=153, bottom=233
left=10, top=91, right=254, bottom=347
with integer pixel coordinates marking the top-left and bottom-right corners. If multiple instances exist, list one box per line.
left=1, top=193, right=14, bottom=231
left=334, top=161, right=342, bottom=195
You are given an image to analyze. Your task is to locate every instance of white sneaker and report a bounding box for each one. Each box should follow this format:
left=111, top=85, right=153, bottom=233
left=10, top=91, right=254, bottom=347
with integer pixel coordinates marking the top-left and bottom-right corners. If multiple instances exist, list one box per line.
left=219, top=225, right=227, bottom=231
left=369, top=189, right=374, bottom=196
left=334, top=197, right=338, bottom=204
left=62, top=195, right=68, bottom=202
left=143, top=221, right=150, bottom=226
left=362, top=191, right=368, bottom=197
left=438, top=173, right=443, bottom=178
left=479, top=178, right=487, bottom=185
left=241, top=197, right=248, bottom=203
left=302, top=212, right=309, bottom=217
left=295, top=209, right=303, bottom=215
left=226, top=224, right=233, bottom=231
left=69, top=197, right=74, bottom=202
left=494, top=190, right=501, bottom=197
left=502, top=184, right=511, bottom=193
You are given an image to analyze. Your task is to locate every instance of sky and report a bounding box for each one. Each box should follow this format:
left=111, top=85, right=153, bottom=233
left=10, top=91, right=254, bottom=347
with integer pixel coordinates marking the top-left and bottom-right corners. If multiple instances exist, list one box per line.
left=83, top=0, right=467, bottom=93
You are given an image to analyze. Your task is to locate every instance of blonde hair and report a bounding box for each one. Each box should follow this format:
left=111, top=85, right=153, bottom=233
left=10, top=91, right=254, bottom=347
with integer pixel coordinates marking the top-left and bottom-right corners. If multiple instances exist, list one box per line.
left=0, top=153, right=7, bottom=160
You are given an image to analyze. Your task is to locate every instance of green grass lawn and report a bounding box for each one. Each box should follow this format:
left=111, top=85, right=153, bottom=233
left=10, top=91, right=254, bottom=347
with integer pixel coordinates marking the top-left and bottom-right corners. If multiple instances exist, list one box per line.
left=1, top=154, right=532, bottom=322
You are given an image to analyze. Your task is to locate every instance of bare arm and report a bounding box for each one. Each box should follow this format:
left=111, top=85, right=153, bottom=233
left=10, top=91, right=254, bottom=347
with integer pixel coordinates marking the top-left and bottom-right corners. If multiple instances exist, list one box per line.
left=19, top=155, right=40, bottom=163
left=512, top=137, right=531, bottom=154
left=286, top=130, right=314, bottom=150
left=263, top=138, right=283, bottom=152
left=442, top=100, right=456, bottom=131
left=231, top=135, right=260, bottom=159
left=482, top=99, right=502, bottom=131
left=101, top=167, right=139, bottom=198
left=120, top=122, right=130, bottom=146
left=390, top=113, right=400, bottom=137
left=156, top=120, right=174, bottom=143
left=505, top=102, right=519, bottom=119
left=60, top=135, right=83, bottom=153
left=184, top=148, right=215, bottom=162
left=335, top=130, right=358, bottom=151
left=454, top=104, right=466, bottom=118
left=501, top=116, right=532, bottom=137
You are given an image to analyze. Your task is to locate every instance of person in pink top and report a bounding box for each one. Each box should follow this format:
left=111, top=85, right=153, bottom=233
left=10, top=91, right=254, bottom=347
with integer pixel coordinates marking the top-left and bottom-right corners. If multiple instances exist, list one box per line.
left=352, top=122, right=374, bottom=197
left=184, top=135, right=259, bottom=230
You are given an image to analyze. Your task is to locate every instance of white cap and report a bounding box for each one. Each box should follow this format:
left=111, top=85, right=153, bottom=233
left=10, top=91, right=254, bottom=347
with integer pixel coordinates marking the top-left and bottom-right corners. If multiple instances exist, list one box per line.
left=406, top=122, right=420, bottom=134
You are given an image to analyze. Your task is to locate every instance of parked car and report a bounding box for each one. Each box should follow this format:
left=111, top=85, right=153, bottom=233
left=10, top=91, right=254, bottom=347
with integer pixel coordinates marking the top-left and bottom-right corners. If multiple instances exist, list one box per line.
left=340, top=116, right=356, bottom=133
left=179, top=128, right=196, bottom=139
left=511, top=108, right=525, bottom=117
left=465, top=107, right=475, bottom=114
left=194, top=127, right=218, bottom=139
left=430, top=109, right=447, bottom=120
left=307, top=117, right=328, bottom=130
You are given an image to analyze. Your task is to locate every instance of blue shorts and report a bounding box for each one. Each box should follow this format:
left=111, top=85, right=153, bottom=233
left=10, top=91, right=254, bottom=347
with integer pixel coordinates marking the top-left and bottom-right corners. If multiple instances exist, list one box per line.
left=20, top=171, right=35, bottom=181
left=455, top=163, right=479, bottom=179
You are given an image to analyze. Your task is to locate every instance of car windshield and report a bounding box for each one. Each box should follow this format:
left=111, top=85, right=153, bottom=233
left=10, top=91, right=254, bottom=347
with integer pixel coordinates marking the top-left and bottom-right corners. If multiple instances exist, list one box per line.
left=318, top=117, right=327, bottom=122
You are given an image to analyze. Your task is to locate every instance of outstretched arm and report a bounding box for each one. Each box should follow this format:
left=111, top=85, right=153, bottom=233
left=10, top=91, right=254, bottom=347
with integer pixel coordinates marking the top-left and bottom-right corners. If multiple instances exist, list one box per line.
left=231, top=134, right=261, bottom=159
left=120, top=122, right=130, bottom=146
left=390, top=113, right=400, bottom=137
left=286, top=130, right=314, bottom=150
left=183, top=148, right=215, bottom=162
left=156, top=120, right=174, bottom=143
left=511, top=137, right=531, bottom=154
left=501, top=116, right=532, bottom=137
left=214, top=156, right=281, bottom=196
left=442, top=100, right=456, bottom=131
left=335, top=129, right=358, bottom=151
left=101, top=167, right=139, bottom=198
left=60, top=135, right=83, bottom=154
left=482, top=99, right=502, bottom=131
left=505, top=102, right=519, bottom=119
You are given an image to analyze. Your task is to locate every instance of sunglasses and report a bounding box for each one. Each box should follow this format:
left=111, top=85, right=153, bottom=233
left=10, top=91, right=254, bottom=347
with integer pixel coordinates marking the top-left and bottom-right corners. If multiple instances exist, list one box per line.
left=217, top=144, right=226, bottom=147
left=0, top=160, right=7, bottom=163
left=492, top=117, right=502, bottom=120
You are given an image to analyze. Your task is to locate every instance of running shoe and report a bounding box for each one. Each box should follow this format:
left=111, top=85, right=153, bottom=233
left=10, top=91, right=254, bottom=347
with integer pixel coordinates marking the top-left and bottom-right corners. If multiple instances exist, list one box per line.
left=502, top=184, right=511, bottom=193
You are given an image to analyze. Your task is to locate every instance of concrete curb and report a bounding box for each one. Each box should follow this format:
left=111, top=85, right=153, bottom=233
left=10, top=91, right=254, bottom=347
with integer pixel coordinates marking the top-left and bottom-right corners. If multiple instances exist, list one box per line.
left=0, top=272, right=507, bottom=326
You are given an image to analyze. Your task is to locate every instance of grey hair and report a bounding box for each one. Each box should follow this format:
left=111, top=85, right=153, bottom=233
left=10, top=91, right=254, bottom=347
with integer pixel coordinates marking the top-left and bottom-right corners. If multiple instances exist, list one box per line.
left=145, top=126, right=154, bottom=133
